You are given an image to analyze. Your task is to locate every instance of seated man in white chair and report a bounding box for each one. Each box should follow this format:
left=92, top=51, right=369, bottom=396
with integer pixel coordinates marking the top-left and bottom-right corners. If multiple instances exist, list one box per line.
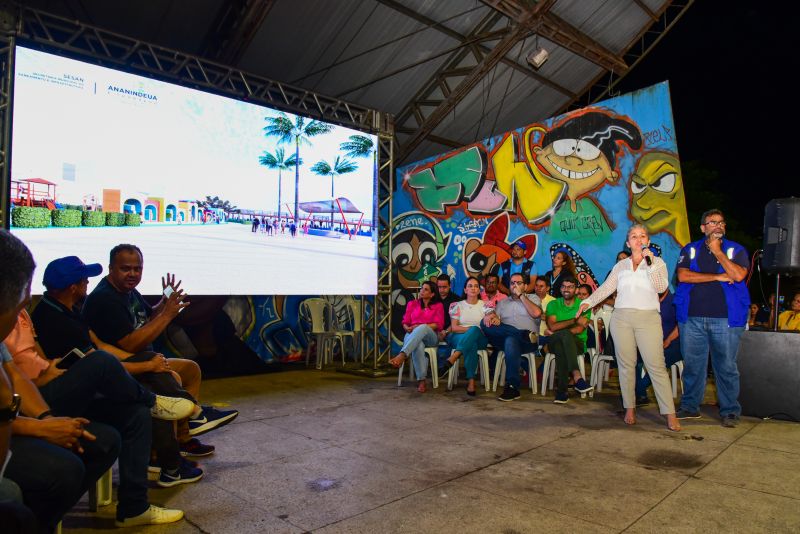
left=481, top=273, right=543, bottom=402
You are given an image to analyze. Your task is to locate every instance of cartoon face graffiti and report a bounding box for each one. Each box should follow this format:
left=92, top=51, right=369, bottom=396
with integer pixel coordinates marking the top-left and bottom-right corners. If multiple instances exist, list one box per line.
left=389, top=213, right=450, bottom=289
left=462, top=238, right=507, bottom=280
left=630, top=151, right=690, bottom=245
left=461, top=213, right=536, bottom=281
left=533, top=112, right=642, bottom=211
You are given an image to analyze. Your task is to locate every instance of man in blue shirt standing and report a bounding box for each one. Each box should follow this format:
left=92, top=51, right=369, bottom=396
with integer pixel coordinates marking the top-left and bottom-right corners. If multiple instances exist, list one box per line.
left=674, top=209, right=750, bottom=427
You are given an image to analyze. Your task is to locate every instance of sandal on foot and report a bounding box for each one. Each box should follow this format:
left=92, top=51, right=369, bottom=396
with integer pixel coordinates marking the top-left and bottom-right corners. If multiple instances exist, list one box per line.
left=417, top=381, right=427, bottom=393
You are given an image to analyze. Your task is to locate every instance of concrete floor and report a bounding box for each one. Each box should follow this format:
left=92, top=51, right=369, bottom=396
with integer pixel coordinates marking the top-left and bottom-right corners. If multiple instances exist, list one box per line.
left=62, top=368, right=800, bottom=533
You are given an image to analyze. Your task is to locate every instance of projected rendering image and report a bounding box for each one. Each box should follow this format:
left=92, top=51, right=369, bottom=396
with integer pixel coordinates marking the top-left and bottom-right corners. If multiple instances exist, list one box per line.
left=9, top=46, right=378, bottom=295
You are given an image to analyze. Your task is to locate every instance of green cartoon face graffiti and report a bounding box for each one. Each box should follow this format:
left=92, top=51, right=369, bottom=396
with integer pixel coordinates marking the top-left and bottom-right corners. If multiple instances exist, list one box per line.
left=630, top=151, right=690, bottom=245
left=389, top=213, right=450, bottom=289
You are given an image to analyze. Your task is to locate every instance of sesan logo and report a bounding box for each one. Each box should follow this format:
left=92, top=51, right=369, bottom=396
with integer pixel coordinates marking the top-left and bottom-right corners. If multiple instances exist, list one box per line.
left=107, top=85, right=157, bottom=101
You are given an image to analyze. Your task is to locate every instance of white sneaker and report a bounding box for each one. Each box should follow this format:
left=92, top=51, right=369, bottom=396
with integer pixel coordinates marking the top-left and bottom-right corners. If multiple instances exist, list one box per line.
left=151, top=396, right=195, bottom=420
left=115, top=504, right=184, bottom=527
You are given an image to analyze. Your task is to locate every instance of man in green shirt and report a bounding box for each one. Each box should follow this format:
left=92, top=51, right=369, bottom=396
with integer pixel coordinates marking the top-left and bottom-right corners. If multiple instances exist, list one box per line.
left=545, top=275, right=593, bottom=403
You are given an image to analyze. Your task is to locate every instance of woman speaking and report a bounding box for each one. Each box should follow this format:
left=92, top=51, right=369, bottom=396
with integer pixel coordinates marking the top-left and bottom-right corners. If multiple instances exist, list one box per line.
left=577, top=224, right=680, bottom=432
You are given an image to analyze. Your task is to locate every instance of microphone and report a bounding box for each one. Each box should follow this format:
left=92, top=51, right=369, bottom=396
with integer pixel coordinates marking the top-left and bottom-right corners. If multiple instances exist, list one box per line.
left=641, top=245, right=652, bottom=266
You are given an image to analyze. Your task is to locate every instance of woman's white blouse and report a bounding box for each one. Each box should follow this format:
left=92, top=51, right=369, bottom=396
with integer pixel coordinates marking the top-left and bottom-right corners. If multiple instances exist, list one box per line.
left=584, top=257, right=669, bottom=311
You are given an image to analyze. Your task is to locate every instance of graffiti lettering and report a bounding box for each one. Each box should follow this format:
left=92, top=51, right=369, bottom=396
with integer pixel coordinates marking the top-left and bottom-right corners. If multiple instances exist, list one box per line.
left=491, top=131, right=566, bottom=225
left=457, top=218, right=489, bottom=234
left=558, top=214, right=606, bottom=237
left=407, top=147, right=484, bottom=213
left=643, top=124, right=674, bottom=145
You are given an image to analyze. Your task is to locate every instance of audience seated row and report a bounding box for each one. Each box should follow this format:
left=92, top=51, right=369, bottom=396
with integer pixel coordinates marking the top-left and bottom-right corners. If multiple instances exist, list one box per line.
left=0, top=230, right=239, bottom=531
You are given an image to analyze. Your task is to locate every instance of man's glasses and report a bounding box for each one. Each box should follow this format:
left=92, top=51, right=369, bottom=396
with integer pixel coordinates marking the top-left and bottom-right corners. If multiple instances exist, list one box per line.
left=510, top=281, right=525, bottom=286
left=704, top=220, right=726, bottom=227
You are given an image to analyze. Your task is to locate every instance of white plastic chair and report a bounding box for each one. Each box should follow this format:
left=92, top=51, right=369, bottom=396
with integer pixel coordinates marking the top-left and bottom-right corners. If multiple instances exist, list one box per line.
left=492, top=351, right=539, bottom=394
left=441, top=349, right=491, bottom=391
left=88, top=468, right=113, bottom=511
left=396, top=346, right=440, bottom=389
left=589, top=315, right=615, bottom=392
left=638, top=359, right=684, bottom=398
left=671, top=360, right=684, bottom=397
left=56, top=468, right=113, bottom=532
left=541, top=351, right=588, bottom=396
left=328, top=299, right=358, bottom=364
left=300, top=298, right=335, bottom=369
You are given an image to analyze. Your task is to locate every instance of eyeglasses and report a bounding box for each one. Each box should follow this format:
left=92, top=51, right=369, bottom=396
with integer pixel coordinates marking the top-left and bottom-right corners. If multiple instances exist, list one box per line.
left=510, top=281, right=525, bottom=286
left=704, top=220, right=726, bottom=227
left=560, top=284, right=576, bottom=290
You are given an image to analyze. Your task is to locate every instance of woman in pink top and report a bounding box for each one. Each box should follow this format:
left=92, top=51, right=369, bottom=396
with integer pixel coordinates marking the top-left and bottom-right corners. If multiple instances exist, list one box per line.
left=389, top=281, right=444, bottom=392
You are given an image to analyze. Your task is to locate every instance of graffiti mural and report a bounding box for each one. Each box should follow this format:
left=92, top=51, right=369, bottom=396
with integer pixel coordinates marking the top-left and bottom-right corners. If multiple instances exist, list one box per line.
left=390, top=82, right=688, bottom=342
left=156, top=294, right=367, bottom=375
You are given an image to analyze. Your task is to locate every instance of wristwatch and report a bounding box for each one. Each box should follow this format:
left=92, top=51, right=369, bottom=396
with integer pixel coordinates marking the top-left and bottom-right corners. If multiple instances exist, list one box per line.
left=0, top=393, right=21, bottom=423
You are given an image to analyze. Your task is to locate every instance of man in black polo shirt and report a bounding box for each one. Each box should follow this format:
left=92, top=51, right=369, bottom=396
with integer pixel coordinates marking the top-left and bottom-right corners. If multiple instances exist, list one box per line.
left=33, top=255, right=206, bottom=489
left=82, top=245, right=238, bottom=443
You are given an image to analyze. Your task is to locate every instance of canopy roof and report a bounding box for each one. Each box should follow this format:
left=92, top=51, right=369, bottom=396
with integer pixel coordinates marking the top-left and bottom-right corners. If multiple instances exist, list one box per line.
left=299, top=198, right=363, bottom=214
left=20, top=0, right=690, bottom=165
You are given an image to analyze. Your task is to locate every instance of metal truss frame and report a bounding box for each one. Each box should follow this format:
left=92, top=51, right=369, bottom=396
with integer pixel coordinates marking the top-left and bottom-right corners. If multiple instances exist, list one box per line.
left=0, top=4, right=394, bottom=370
left=564, top=0, right=695, bottom=111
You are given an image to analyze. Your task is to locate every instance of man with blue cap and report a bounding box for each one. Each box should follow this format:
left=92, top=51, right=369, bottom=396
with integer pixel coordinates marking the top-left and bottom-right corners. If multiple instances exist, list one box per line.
left=19, top=255, right=196, bottom=527
left=498, top=240, right=537, bottom=295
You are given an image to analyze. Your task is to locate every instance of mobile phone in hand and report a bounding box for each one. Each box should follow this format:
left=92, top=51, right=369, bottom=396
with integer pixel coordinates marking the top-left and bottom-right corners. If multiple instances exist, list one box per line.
left=56, top=348, right=86, bottom=369
left=163, top=285, right=174, bottom=298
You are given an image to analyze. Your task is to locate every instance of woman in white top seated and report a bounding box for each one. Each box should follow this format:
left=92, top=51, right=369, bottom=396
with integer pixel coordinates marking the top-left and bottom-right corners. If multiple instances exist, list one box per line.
left=577, top=224, right=680, bottom=432
left=439, top=277, right=488, bottom=396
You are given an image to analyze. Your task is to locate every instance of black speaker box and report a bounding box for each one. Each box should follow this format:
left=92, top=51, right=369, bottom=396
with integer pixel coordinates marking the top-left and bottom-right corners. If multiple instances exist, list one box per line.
left=737, top=330, right=800, bottom=421
left=763, top=197, right=800, bottom=274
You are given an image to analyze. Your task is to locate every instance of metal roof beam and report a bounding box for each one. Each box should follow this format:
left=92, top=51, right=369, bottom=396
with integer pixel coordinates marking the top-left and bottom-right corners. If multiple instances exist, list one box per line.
left=398, top=2, right=552, bottom=162
left=564, top=1, right=694, bottom=112
left=199, top=0, right=276, bottom=65
left=376, top=0, right=573, bottom=99
left=482, top=0, right=629, bottom=73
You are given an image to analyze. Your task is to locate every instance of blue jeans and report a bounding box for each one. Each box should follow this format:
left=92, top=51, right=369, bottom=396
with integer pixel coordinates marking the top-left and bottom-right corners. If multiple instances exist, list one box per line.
left=6, top=421, right=120, bottom=532
left=636, top=341, right=683, bottom=398
left=679, top=317, right=744, bottom=417
left=446, top=326, right=488, bottom=379
left=481, top=323, right=537, bottom=389
left=37, top=350, right=154, bottom=520
left=400, top=325, right=438, bottom=380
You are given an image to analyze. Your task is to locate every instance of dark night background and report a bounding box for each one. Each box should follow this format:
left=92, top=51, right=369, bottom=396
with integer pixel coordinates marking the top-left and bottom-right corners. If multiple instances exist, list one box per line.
left=616, top=1, right=798, bottom=302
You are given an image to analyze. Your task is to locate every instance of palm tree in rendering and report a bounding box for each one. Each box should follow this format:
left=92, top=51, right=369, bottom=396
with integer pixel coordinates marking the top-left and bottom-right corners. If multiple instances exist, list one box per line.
left=258, top=148, right=300, bottom=222
left=263, top=113, right=332, bottom=223
left=310, top=156, right=358, bottom=227
left=341, top=134, right=377, bottom=235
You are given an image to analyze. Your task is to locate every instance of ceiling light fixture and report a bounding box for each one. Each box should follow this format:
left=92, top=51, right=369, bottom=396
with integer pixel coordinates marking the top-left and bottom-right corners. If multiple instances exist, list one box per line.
left=527, top=32, right=548, bottom=69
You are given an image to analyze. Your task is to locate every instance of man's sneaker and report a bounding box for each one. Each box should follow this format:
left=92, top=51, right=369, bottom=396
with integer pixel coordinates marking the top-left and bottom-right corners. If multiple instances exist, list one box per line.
left=151, top=396, right=195, bottom=421
left=573, top=378, right=594, bottom=394
left=553, top=391, right=569, bottom=404
left=115, top=504, right=184, bottom=527
left=676, top=409, right=702, bottom=420
left=151, top=458, right=198, bottom=476
left=188, top=406, right=239, bottom=436
left=180, top=438, right=215, bottom=457
left=721, top=414, right=740, bottom=428
left=497, top=385, right=520, bottom=402
left=157, top=459, right=204, bottom=488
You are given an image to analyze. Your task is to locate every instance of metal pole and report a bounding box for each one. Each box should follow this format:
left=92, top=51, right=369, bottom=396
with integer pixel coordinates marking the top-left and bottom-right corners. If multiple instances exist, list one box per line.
left=773, top=272, right=781, bottom=331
